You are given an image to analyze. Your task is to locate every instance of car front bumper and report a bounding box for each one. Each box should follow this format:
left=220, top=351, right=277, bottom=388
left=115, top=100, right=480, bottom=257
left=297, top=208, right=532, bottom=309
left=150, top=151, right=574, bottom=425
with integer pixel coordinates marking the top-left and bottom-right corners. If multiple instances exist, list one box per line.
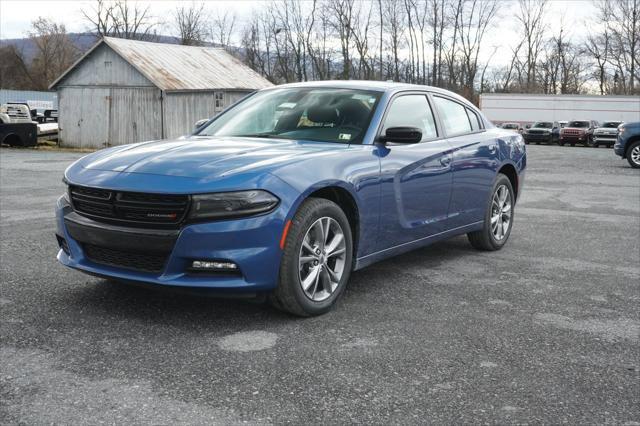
left=560, top=135, right=587, bottom=142
left=523, top=133, right=553, bottom=143
left=593, top=134, right=617, bottom=144
left=55, top=195, right=286, bottom=293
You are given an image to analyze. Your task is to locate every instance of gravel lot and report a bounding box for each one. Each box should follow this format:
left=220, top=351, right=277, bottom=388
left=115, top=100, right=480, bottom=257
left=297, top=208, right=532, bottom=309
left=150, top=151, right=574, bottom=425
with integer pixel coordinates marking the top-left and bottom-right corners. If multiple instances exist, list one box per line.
left=1, top=145, right=639, bottom=425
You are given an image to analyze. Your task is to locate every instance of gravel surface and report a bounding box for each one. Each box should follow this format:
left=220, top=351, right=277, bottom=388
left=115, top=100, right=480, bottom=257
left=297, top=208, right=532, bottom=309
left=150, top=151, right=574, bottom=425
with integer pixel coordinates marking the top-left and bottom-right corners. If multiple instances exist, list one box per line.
left=1, top=145, right=639, bottom=425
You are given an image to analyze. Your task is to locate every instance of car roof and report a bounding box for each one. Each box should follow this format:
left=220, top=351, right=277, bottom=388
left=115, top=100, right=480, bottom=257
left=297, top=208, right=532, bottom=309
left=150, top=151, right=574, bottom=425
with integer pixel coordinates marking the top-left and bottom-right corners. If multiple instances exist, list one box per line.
left=262, top=80, right=475, bottom=107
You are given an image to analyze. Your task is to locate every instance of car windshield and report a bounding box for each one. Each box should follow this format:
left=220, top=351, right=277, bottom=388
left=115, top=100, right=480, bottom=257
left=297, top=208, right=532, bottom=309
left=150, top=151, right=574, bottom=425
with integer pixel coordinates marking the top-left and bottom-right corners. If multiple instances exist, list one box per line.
left=602, top=122, right=621, bottom=128
left=568, top=121, right=589, bottom=128
left=503, top=124, right=518, bottom=129
left=196, top=88, right=382, bottom=144
left=533, top=122, right=553, bottom=128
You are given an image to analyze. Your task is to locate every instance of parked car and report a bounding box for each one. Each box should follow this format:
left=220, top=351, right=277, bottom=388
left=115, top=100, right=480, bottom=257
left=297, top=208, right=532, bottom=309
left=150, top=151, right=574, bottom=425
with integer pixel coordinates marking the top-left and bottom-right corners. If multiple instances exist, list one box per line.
left=614, top=122, right=640, bottom=168
left=592, top=121, right=623, bottom=147
left=559, top=120, right=598, bottom=146
left=500, top=122, right=521, bottom=132
left=55, top=81, right=526, bottom=316
left=523, top=121, right=560, bottom=145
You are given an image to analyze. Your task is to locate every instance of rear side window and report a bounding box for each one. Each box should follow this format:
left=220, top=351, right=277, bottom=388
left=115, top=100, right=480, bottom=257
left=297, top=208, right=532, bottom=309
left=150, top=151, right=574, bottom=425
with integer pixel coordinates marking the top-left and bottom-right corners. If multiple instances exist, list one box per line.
left=433, top=96, right=472, bottom=136
left=382, top=95, right=438, bottom=141
left=466, top=108, right=482, bottom=131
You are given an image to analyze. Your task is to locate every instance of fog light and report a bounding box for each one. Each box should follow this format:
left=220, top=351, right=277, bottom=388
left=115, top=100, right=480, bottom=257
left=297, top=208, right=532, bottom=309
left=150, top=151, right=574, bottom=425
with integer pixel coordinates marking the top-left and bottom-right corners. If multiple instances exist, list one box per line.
left=191, top=260, right=238, bottom=271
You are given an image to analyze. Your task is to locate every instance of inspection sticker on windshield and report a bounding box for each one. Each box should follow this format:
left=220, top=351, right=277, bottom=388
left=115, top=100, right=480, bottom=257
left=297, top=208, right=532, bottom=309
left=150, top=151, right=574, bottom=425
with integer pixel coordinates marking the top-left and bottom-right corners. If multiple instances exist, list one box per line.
left=339, top=133, right=351, bottom=141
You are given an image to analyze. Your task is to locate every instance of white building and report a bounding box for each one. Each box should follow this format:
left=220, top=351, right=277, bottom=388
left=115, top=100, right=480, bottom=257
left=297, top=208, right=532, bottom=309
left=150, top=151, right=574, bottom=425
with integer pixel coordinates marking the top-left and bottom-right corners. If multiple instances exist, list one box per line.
left=480, top=93, right=640, bottom=125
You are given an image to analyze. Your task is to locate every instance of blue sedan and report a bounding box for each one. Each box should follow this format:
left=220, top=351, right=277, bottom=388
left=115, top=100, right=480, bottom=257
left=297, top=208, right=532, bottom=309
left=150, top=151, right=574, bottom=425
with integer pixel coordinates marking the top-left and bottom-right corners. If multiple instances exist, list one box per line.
left=55, top=81, right=526, bottom=316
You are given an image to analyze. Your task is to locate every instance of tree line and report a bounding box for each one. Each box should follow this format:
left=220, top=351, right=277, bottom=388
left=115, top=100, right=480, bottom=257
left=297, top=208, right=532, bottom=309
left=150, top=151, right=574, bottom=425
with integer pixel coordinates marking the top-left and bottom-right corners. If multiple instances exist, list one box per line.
left=1, top=0, right=638, bottom=102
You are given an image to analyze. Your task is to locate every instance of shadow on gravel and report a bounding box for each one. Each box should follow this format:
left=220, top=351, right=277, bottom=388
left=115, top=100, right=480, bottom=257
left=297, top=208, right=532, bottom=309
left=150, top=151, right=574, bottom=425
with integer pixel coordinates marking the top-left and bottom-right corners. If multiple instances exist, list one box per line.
left=62, top=236, right=475, bottom=326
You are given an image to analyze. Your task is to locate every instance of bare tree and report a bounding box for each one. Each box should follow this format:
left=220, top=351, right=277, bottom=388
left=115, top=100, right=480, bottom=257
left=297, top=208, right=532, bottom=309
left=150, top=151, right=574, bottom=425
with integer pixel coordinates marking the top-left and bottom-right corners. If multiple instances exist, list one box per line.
left=585, top=30, right=611, bottom=95
left=174, top=2, right=208, bottom=46
left=82, top=0, right=160, bottom=40
left=328, top=0, right=356, bottom=79
left=595, top=0, right=639, bottom=94
left=515, top=0, right=548, bottom=92
left=210, top=8, right=236, bottom=48
left=0, top=45, right=34, bottom=90
left=28, top=18, right=78, bottom=89
left=457, top=0, right=500, bottom=101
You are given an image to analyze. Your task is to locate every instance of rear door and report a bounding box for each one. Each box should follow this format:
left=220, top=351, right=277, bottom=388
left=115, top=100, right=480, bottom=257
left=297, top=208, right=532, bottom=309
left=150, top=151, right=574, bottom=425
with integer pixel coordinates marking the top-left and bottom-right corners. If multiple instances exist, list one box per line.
left=432, top=95, right=498, bottom=228
left=376, top=93, right=454, bottom=248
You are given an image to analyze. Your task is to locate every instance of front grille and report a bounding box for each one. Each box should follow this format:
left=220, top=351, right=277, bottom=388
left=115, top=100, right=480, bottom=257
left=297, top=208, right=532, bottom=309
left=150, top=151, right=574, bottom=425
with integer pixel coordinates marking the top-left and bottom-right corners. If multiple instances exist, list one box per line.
left=83, top=243, right=168, bottom=273
left=563, top=129, right=584, bottom=135
left=69, top=185, right=189, bottom=228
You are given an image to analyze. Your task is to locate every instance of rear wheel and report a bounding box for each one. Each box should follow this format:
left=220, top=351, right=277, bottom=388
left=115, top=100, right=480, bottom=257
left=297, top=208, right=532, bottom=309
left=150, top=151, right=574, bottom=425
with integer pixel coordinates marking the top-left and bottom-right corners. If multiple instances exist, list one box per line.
left=270, top=198, right=353, bottom=316
left=627, top=141, right=640, bottom=168
left=467, top=174, right=514, bottom=251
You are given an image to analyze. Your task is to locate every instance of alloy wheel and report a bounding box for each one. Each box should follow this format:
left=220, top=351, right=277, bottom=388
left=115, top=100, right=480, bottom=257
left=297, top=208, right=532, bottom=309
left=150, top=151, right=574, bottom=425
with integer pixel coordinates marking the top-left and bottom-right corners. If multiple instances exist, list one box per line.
left=631, top=145, right=640, bottom=166
left=491, top=185, right=512, bottom=241
left=298, top=217, right=347, bottom=302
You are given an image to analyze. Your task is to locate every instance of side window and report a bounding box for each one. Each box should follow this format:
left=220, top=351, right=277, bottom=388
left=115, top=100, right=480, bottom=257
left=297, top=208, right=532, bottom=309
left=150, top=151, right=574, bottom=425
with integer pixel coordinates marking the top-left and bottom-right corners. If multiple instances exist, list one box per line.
left=466, top=107, right=481, bottom=131
left=381, top=95, right=438, bottom=141
left=433, top=96, right=472, bottom=136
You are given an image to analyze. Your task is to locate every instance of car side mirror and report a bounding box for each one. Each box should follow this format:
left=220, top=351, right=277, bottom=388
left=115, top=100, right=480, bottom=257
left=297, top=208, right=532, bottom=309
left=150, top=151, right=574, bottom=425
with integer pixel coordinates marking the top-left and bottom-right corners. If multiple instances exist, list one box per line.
left=194, top=118, right=209, bottom=129
left=380, top=127, right=422, bottom=144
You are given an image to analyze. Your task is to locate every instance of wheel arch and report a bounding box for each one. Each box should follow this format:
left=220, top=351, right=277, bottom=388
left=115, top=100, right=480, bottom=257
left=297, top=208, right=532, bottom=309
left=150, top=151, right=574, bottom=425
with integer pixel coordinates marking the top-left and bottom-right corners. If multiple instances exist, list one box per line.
left=497, top=162, right=519, bottom=202
left=2, top=133, right=22, bottom=147
left=287, top=181, right=361, bottom=260
left=624, top=135, right=640, bottom=158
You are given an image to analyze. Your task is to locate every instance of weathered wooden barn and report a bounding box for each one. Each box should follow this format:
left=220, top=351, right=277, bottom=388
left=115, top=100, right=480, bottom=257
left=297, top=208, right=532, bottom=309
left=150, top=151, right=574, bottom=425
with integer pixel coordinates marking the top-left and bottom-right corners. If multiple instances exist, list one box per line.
left=50, top=37, right=272, bottom=148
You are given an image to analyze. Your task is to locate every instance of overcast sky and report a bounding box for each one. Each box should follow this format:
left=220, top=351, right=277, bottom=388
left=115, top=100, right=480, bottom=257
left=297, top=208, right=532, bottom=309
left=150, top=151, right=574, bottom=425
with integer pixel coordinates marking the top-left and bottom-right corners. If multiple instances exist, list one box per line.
left=0, top=0, right=597, bottom=65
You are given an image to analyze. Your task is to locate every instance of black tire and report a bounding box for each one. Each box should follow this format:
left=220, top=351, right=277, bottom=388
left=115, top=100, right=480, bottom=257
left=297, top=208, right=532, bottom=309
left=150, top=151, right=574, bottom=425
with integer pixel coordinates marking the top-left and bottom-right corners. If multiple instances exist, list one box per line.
left=627, top=141, right=640, bottom=168
left=570, top=142, right=575, bottom=147
left=270, top=197, right=353, bottom=317
left=467, top=173, right=515, bottom=251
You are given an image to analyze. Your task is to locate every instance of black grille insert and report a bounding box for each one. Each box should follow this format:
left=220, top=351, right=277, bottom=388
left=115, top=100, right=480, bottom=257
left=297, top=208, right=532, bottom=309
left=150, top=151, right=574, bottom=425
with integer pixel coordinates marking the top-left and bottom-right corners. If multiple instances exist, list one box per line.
left=69, top=185, right=189, bottom=228
left=83, top=244, right=168, bottom=273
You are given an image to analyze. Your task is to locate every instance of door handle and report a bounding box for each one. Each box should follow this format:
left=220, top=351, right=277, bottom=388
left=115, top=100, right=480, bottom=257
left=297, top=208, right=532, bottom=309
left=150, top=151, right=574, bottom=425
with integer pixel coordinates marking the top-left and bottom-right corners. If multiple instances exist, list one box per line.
left=440, top=156, right=451, bottom=167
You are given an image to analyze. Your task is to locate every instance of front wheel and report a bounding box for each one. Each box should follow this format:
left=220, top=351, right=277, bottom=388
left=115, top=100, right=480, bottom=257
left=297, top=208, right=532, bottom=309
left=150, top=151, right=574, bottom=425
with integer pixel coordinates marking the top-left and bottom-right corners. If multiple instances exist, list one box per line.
left=627, top=141, right=640, bottom=168
left=467, top=174, right=515, bottom=251
left=270, top=198, right=353, bottom=316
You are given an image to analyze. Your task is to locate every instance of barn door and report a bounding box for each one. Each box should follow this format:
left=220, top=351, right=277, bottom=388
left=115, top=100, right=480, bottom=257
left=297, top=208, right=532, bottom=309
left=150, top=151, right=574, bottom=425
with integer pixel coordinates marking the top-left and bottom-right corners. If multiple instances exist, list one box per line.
left=58, top=87, right=109, bottom=148
left=80, top=88, right=110, bottom=149
left=109, top=88, right=162, bottom=146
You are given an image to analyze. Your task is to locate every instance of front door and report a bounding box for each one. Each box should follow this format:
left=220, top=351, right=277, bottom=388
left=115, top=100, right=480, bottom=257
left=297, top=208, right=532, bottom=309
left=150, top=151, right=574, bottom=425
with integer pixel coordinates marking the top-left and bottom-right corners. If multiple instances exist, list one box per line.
left=376, top=93, right=453, bottom=248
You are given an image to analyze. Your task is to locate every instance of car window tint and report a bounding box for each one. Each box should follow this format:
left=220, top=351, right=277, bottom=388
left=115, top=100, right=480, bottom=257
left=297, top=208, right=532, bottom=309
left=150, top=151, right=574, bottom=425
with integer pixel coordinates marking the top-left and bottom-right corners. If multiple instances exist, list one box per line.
left=466, top=108, right=481, bottom=131
left=381, top=95, right=438, bottom=140
left=433, top=96, right=472, bottom=136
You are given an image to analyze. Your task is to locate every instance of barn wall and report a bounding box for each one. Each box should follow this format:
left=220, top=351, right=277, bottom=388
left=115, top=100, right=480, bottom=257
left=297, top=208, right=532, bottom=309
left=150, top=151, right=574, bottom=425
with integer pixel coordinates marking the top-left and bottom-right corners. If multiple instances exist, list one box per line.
left=163, top=90, right=252, bottom=139
left=58, top=43, right=154, bottom=88
left=58, top=87, right=161, bottom=148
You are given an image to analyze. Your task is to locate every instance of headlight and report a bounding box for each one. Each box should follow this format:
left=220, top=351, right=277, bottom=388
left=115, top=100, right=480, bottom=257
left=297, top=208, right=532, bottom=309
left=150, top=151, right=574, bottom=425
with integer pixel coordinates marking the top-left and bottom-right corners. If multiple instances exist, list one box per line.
left=618, top=126, right=625, bottom=134
left=188, top=190, right=279, bottom=220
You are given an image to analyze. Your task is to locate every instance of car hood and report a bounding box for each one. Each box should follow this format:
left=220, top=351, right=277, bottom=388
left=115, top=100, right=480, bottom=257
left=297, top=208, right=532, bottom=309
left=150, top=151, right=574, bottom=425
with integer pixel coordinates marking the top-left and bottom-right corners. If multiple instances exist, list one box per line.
left=76, top=136, right=348, bottom=179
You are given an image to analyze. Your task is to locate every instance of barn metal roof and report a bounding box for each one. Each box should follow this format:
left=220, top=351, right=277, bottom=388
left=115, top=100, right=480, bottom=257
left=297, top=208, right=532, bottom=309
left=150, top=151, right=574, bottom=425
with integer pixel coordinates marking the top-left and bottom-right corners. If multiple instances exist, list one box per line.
left=50, top=37, right=273, bottom=91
